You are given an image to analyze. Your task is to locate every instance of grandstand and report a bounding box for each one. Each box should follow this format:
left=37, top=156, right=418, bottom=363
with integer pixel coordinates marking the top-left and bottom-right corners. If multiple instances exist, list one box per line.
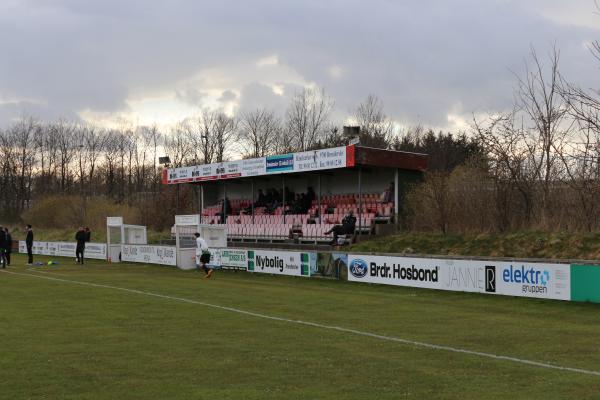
left=164, top=145, right=427, bottom=244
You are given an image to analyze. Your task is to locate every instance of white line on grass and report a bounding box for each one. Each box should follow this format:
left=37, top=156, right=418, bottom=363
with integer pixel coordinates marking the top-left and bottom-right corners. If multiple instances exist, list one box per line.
left=2, top=269, right=599, bottom=377
left=26, top=268, right=71, bottom=277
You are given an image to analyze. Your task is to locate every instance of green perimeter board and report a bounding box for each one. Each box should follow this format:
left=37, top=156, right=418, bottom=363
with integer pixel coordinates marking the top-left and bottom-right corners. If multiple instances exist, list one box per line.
left=571, top=264, right=600, bottom=303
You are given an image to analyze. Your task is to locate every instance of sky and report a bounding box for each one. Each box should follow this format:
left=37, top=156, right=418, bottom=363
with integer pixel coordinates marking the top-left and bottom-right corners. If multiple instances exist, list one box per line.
left=1, top=0, right=600, bottom=132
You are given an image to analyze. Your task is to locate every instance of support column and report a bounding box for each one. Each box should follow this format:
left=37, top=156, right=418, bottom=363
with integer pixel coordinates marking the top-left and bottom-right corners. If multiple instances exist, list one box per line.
left=358, top=167, right=363, bottom=238
left=251, top=178, right=255, bottom=224
left=394, top=168, right=399, bottom=230
left=282, top=175, right=286, bottom=224
left=222, top=181, right=227, bottom=224
left=176, top=184, right=180, bottom=214
left=318, top=174, right=322, bottom=225
left=200, top=184, right=204, bottom=221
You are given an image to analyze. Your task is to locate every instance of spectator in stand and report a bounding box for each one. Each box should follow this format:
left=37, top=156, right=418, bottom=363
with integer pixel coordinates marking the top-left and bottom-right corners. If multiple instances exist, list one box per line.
left=306, top=186, right=316, bottom=205
left=219, top=197, right=232, bottom=222
left=284, top=187, right=294, bottom=205
left=288, top=193, right=303, bottom=214
left=255, top=189, right=267, bottom=207
left=25, top=224, right=34, bottom=265
left=324, top=210, right=357, bottom=245
left=4, top=227, right=11, bottom=266
left=265, top=188, right=274, bottom=205
left=265, top=189, right=279, bottom=214
left=381, top=182, right=394, bottom=204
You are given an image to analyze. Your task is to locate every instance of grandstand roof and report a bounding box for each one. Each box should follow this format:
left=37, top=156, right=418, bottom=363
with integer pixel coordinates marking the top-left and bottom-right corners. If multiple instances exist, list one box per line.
left=162, top=145, right=427, bottom=185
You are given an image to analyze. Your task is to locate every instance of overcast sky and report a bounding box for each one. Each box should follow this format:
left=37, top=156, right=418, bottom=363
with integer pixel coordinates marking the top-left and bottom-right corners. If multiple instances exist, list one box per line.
left=1, top=0, right=600, bottom=131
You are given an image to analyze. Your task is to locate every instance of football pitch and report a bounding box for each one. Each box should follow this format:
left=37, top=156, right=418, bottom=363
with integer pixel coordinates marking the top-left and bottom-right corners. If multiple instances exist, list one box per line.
left=1, top=254, right=599, bottom=399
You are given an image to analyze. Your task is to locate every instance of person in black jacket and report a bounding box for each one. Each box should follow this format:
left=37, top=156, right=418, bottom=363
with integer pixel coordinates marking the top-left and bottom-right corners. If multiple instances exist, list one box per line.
left=0, top=226, right=6, bottom=268
left=84, top=227, right=91, bottom=242
left=4, top=227, right=12, bottom=266
left=324, top=211, right=357, bottom=245
left=25, top=224, right=33, bottom=265
left=75, top=227, right=86, bottom=264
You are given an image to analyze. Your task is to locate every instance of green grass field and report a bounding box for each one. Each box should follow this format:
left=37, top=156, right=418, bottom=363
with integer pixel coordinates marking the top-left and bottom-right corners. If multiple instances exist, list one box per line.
left=1, top=254, right=599, bottom=399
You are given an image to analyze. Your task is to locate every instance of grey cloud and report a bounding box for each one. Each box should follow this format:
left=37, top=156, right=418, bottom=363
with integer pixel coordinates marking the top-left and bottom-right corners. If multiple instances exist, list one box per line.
left=1, top=0, right=599, bottom=129
left=219, top=90, right=237, bottom=103
left=176, top=88, right=207, bottom=106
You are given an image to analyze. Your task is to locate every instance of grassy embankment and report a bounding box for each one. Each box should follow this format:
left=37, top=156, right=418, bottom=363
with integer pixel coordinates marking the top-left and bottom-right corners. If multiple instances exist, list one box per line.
left=352, top=231, right=600, bottom=260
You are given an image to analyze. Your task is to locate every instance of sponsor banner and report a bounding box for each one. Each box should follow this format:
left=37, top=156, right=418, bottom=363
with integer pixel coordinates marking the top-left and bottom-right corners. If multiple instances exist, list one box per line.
left=217, top=248, right=248, bottom=269
left=348, top=254, right=571, bottom=301
left=19, top=241, right=107, bottom=260
left=266, top=154, right=294, bottom=173
left=294, top=147, right=346, bottom=172
left=316, top=252, right=348, bottom=278
left=121, top=244, right=176, bottom=266
left=164, top=145, right=349, bottom=184
left=107, top=217, right=123, bottom=226
left=247, top=249, right=312, bottom=277
left=242, top=158, right=266, bottom=177
left=175, top=214, right=200, bottom=226
left=84, top=243, right=107, bottom=259
left=494, top=262, right=570, bottom=301
left=347, top=255, right=441, bottom=289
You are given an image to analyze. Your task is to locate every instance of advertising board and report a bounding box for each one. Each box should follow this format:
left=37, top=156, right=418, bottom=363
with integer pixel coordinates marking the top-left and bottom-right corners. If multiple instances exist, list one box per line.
left=19, top=241, right=107, bottom=260
left=347, top=254, right=571, bottom=300
left=121, top=244, right=176, bottom=266
left=247, top=249, right=312, bottom=277
left=164, top=145, right=349, bottom=184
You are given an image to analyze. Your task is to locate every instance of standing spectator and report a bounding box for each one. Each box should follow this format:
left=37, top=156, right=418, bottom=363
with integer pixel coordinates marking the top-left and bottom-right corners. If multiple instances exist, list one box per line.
left=255, top=189, right=266, bottom=207
left=381, top=182, right=394, bottom=204
left=0, top=226, right=6, bottom=268
left=25, top=224, right=34, bottom=265
left=306, top=186, right=316, bottom=205
left=4, top=227, right=12, bottom=266
left=85, top=227, right=91, bottom=242
left=75, top=227, right=86, bottom=264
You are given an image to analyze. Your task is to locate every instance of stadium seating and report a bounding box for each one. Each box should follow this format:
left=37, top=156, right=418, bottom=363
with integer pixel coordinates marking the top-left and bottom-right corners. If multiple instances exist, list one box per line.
left=196, top=192, right=392, bottom=243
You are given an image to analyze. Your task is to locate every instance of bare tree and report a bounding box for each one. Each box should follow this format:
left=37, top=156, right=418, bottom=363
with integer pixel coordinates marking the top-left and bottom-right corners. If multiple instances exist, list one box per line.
left=52, top=119, right=76, bottom=192
left=285, top=87, right=333, bottom=151
left=238, top=108, right=280, bottom=158
left=212, top=111, right=236, bottom=162
left=166, top=122, right=193, bottom=167
left=84, top=125, right=107, bottom=196
left=515, top=46, right=571, bottom=222
left=354, top=94, right=394, bottom=149
left=9, top=117, right=38, bottom=212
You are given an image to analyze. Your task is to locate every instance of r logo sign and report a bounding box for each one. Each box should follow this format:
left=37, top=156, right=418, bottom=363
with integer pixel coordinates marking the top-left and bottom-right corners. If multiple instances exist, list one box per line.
left=485, top=265, right=496, bottom=293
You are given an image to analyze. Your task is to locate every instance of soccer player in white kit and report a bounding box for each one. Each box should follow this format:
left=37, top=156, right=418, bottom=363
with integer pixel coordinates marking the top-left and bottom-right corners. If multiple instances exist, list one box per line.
left=194, top=232, right=213, bottom=278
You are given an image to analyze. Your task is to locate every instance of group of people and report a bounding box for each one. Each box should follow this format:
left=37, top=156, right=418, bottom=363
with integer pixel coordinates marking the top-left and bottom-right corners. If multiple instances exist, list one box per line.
left=0, top=224, right=33, bottom=266
left=0, top=226, right=13, bottom=268
left=250, top=186, right=316, bottom=215
left=0, top=224, right=93, bottom=266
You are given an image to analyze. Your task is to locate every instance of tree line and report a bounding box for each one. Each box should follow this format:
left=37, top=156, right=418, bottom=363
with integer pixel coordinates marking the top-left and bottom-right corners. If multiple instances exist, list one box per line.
left=3, top=44, right=600, bottom=235
left=0, top=90, right=402, bottom=228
